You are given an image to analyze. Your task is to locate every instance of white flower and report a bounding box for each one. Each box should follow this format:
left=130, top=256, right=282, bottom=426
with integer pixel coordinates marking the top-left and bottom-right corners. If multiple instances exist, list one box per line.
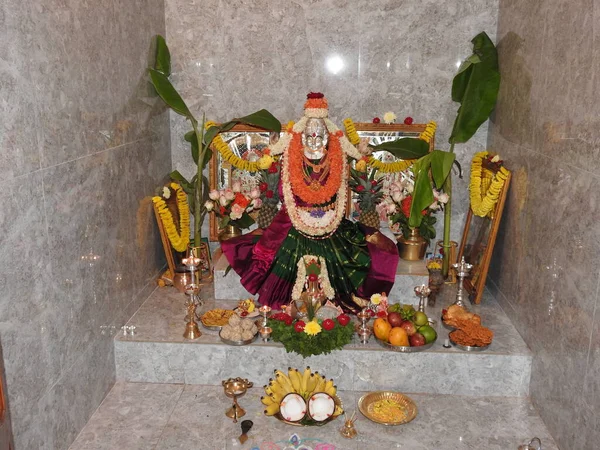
left=224, top=189, right=235, bottom=201
left=209, top=190, right=220, bottom=201
left=392, top=191, right=404, bottom=204
left=387, top=203, right=397, bottom=214
left=219, top=195, right=228, bottom=207
left=383, top=112, right=397, bottom=124
left=232, top=181, right=242, bottom=193
left=405, top=183, right=414, bottom=193
left=371, top=293, right=383, bottom=305
left=230, top=203, right=244, bottom=220
left=429, top=201, right=440, bottom=210
left=250, top=188, right=260, bottom=199
left=162, top=187, right=171, bottom=199
left=252, top=198, right=263, bottom=209
left=204, top=200, right=214, bottom=211
left=437, top=192, right=449, bottom=204
left=491, top=154, right=500, bottom=163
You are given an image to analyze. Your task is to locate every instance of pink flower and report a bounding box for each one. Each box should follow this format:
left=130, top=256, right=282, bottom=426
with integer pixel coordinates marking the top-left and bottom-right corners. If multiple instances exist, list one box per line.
left=252, top=198, right=263, bottom=209
left=250, top=188, right=260, bottom=199
left=230, top=203, right=244, bottom=220
left=219, top=195, right=228, bottom=207
left=208, top=190, right=220, bottom=201
left=232, top=181, right=242, bottom=193
left=224, top=189, right=235, bottom=201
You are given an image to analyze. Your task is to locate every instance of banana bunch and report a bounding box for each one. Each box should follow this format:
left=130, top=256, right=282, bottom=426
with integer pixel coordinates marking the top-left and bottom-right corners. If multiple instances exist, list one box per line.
left=261, top=367, right=339, bottom=416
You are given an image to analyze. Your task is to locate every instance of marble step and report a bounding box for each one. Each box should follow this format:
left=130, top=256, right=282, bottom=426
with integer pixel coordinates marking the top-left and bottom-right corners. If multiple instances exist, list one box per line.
left=114, top=285, right=532, bottom=397
left=213, top=249, right=429, bottom=302
left=70, top=381, right=559, bottom=450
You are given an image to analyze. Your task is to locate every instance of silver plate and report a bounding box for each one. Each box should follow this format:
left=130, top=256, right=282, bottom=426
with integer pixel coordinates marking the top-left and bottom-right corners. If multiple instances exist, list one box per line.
left=449, top=338, right=490, bottom=352
left=201, top=323, right=222, bottom=331
left=219, top=330, right=258, bottom=346
left=376, top=338, right=436, bottom=353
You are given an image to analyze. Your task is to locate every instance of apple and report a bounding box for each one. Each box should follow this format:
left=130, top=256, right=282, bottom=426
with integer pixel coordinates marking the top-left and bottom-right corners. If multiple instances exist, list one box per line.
left=400, top=320, right=417, bottom=336
left=409, top=332, right=426, bottom=347
left=387, top=312, right=403, bottom=328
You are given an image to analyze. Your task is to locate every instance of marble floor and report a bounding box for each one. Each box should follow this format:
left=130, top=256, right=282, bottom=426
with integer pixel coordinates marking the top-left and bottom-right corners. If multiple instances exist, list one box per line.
left=69, top=382, right=558, bottom=450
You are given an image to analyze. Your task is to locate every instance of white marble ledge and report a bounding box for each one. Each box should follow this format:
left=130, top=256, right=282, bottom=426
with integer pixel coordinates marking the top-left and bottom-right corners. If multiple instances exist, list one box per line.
left=69, top=382, right=558, bottom=450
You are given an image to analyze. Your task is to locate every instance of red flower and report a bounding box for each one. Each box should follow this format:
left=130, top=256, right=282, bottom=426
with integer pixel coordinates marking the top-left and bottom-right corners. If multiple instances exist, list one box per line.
left=259, top=182, right=268, bottom=192
left=371, top=180, right=378, bottom=186
left=265, top=190, right=274, bottom=198
left=322, top=319, right=335, bottom=331
left=356, top=185, right=365, bottom=192
left=308, top=273, right=318, bottom=282
left=307, top=92, right=324, bottom=99
left=400, top=196, right=412, bottom=217
left=268, top=164, right=278, bottom=174
left=377, top=310, right=387, bottom=318
left=240, top=311, right=248, bottom=317
left=404, top=117, right=414, bottom=125
left=294, top=321, right=306, bottom=332
left=284, top=315, right=293, bottom=326
left=372, top=117, right=381, bottom=124
left=369, top=310, right=375, bottom=317
left=219, top=206, right=226, bottom=215
left=337, top=314, right=350, bottom=326
left=233, top=192, right=250, bottom=209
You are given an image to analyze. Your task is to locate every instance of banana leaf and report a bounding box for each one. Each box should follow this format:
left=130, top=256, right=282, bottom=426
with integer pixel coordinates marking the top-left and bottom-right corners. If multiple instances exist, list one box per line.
left=369, top=137, right=429, bottom=160
left=154, top=35, right=171, bottom=76
left=148, top=68, right=193, bottom=119
left=203, top=109, right=281, bottom=148
left=449, top=32, right=500, bottom=143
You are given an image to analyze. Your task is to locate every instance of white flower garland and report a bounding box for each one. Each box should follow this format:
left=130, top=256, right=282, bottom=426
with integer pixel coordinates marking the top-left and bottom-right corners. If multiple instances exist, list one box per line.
left=323, top=118, right=363, bottom=159
left=291, top=255, right=336, bottom=301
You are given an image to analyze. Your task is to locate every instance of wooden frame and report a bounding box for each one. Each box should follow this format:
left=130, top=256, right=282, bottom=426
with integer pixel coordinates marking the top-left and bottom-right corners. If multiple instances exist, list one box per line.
left=457, top=170, right=511, bottom=304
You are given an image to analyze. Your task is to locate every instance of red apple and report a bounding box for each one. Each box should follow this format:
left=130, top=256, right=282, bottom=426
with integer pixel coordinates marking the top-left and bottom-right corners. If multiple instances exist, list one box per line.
left=387, top=312, right=403, bottom=328
left=409, top=332, right=426, bottom=346
left=400, top=320, right=417, bottom=336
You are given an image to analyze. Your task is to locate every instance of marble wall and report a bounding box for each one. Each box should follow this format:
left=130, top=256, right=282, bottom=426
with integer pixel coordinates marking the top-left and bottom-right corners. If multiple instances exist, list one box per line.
left=487, top=0, right=600, bottom=448
left=0, top=1, right=171, bottom=448
left=166, top=0, right=499, bottom=242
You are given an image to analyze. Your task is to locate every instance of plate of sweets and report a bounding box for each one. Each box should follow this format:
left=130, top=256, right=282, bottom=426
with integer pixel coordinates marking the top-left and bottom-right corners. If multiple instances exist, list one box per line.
left=443, top=305, right=494, bottom=351
left=200, top=308, right=235, bottom=330
left=234, top=298, right=260, bottom=318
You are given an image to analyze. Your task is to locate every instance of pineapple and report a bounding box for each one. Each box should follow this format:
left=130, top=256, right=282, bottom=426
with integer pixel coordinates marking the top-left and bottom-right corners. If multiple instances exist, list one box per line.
left=257, top=159, right=281, bottom=229
left=349, top=166, right=384, bottom=229
left=257, top=203, right=278, bottom=228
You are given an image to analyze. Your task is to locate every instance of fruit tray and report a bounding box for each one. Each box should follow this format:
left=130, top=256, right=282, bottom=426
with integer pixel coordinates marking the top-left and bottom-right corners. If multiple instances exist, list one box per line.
left=376, top=337, right=436, bottom=353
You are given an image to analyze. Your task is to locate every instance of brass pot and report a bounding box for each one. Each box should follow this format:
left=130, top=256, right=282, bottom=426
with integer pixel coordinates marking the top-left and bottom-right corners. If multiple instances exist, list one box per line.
left=397, top=227, right=427, bottom=261
left=219, top=224, right=242, bottom=241
left=173, top=265, right=200, bottom=293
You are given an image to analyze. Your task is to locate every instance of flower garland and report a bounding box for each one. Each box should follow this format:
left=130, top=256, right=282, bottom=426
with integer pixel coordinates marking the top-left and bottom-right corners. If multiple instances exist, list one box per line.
left=288, top=130, right=343, bottom=205
left=419, top=121, right=437, bottom=143
left=204, top=121, right=273, bottom=173
left=470, top=151, right=510, bottom=217
left=343, top=118, right=360, bottom=146
left=152, top=183, right=190, bottom=252
left=291, top=255, right=336, bottom=301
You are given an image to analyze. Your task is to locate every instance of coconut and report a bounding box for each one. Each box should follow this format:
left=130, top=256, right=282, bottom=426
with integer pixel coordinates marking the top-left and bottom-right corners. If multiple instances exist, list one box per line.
left=307, top=392, right=335, bottom=422
left=279, top=393, right=306, bottom=422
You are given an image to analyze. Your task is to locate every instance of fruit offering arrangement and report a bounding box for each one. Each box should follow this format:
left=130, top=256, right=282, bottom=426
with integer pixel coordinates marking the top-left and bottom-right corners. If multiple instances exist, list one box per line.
left=443, top=305, right=493, bottom=348
left=267, top=312, right=353, bottom=358
left=236, top=298, right=258, bottom=317
left=373, top=304, right=437, bottom=350
left=200, top=308, right=235, bottom=328
left=262, top=367, right=344, bottom=426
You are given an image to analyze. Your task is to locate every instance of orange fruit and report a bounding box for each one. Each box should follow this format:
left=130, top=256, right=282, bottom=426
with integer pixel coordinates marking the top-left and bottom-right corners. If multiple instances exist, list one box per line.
left=373, top=318, right=392, bottom=342
left=389, top=327, right=409, bottom=347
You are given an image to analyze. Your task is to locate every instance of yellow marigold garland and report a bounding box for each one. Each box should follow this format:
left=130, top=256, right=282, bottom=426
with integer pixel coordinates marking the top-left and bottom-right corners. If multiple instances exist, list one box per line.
left=343, top=118, right=360, bottom=145
left=470, top=151, right=510, bottom=217
left=419, top=121, right=437, bottom=143
left=204, top=120, right=264, bottom=172
left=152, top=183, right=190, bottom=252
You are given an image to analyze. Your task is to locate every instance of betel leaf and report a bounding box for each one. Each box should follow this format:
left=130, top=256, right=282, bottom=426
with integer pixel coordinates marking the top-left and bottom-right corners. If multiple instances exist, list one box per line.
left=449, top=32, right=500, bottom=144
left=148, top=68, right=194, bottom=119
left=430, top=150, right=455, bottom=188
left=154, top=35, right=171, bottom=76
left=370, top=137, right=429, bottom=160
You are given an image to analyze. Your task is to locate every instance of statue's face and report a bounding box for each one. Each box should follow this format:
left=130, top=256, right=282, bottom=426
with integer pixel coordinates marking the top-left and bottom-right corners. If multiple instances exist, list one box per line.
left=302, top=118, right=328, bottom=157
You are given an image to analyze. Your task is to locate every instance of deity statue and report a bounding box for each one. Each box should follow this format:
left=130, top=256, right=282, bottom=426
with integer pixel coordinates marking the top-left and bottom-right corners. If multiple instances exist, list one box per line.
left=221, top=93, right=399, bottom=313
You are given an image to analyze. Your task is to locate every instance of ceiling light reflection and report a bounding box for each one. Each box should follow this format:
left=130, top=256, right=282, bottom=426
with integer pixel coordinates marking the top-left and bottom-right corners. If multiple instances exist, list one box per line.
left=326, top=55, right=344, bottom=75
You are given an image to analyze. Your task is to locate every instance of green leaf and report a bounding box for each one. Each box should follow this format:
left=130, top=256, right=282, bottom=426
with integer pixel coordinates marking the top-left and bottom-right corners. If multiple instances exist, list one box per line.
left=202, top=126, right=220, bottom=148
left=169, top=170, right=191, bottom=189
left=184, top=130, right=200, bottom=164
left=220, top=216, right=230, bottom=228
left=450, top=32, right=500, bottom=144
left=430, top=150, right=456, bottom=188
left=409, top=164, right=435, bottom=228
left=224, top=265, right=233, bottom=277
left=154, top=35, right=171, bottom=76
left=370, top=137, right=429, bottom=160
left=148, top=68, right=194, bottom=119
left=232, top=109, right=281, bottom=132
left=234, top=213, right=255, bottom=229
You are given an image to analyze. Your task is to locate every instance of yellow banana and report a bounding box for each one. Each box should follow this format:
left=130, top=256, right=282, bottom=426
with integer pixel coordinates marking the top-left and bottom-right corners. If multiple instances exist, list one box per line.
left=261, top=395, right=276, bottom=406
left=333, top=404, right=344, bottom=417
left=306, top=374, right=318, bottom=395
left=264, top=402, right=280, bottom=416
left=313, top=374, right=326, bottom=393
left=269, top=380, right=288, bottom=398
left=274, top=370, right=294, bottom=392
left=265, top=383, right=284, bottom=402
left=301, top=367, right=312, bottom=394
left=324, top=378, right=337, bottom=396
left=288, top=367, right=302, bottom=393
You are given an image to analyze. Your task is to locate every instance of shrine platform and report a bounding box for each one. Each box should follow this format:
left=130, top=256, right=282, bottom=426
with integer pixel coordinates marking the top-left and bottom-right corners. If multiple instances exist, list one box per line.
left=114, top=283, right=533, bottom=398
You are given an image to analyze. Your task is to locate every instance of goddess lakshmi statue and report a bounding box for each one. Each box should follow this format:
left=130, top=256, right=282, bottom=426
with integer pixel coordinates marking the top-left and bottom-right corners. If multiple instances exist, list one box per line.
left=221, top=93, right=399, bottom=313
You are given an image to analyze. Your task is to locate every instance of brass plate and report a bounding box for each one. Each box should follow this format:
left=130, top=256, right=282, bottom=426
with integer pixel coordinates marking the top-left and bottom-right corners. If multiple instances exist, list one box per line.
left=358, top=391, right=418, bottom=426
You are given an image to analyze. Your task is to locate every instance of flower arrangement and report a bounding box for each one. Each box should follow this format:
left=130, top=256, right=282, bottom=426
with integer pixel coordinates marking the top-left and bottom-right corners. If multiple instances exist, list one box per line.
left=381, top=180, right=448, bottom=244
left=291, top=255, right=335, bottom=301
left=267, top=312, right=354, bottom=357
left=152, top=183, right=190, bottom=252
left=204, top=183, right=261, bottom=230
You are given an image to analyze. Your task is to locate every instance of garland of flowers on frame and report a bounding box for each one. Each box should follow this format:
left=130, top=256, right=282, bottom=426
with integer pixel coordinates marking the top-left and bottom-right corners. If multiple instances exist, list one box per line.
left=152, top=183, right=190, bottom=252
left=469, top=151, right=510, bottom=217
left=291, top=255, right=336, bottom=301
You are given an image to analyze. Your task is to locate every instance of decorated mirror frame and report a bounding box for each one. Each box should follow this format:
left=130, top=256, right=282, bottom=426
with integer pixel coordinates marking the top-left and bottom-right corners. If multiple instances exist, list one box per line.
left=207, top=122, right=436, bottom=241
left=457, top=165, right=511, bottom=304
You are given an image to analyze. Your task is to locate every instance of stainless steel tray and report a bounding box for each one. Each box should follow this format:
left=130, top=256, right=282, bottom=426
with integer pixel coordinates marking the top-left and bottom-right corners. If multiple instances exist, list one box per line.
left=449, top=339, right=491, bottom=352
left=376, top=338, right=436, bottom=353
left=219, top=330, right=258, bottom=346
